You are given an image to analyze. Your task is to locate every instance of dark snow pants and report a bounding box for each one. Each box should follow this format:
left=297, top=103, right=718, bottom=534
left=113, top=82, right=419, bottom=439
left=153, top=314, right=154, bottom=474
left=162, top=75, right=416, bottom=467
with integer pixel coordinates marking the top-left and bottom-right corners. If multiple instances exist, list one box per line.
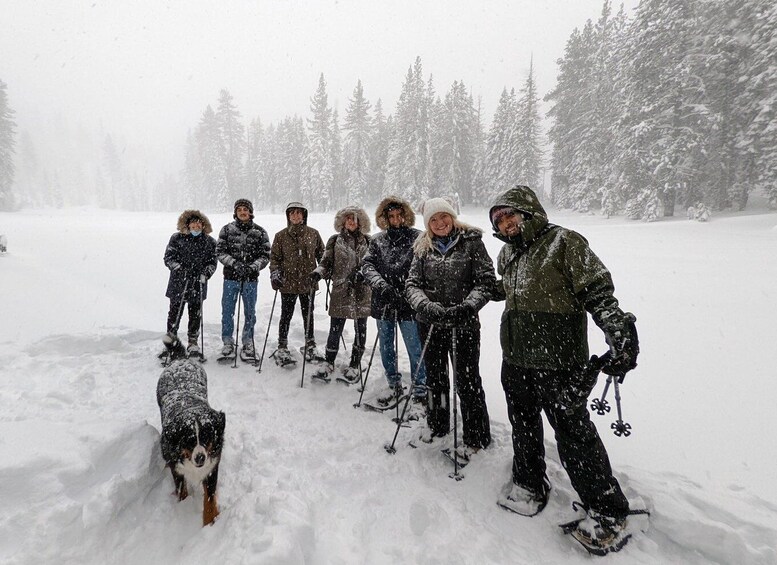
left=419, top=323, right=491, bottom=449
left=278, top=292, right=314, bottom=346
left=501, top=360, right=629, bottom=518
left=324, top=317, right=367, bottom=366
left=167, top=297, right=202, bottom=343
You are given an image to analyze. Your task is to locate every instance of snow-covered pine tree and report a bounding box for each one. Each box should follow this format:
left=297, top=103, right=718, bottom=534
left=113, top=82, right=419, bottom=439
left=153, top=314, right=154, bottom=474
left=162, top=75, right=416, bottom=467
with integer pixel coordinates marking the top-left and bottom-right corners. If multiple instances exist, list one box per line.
left=216, top=89, right=246, bottom=210
left=482, top=88, right=517, bottom=203
left=196, top=105, right=227, bottom=211
left=330, top=108, right=344, bottom=209
left=367, top=100, right=391, bottom=204
left=437, top=80, right=477, bottom=204
left=343, top=80, right=372, bottom=207
left=514, top=58, right=544, bottom=196
left=245, top=118, right=263, bottom=207
left=277, top=116, right=308, bottom=208
left=182, top=131, right=202, bottom=208
left=0, top=79, right=17, bottom=211
left=307, top=74, right=333, bottom=211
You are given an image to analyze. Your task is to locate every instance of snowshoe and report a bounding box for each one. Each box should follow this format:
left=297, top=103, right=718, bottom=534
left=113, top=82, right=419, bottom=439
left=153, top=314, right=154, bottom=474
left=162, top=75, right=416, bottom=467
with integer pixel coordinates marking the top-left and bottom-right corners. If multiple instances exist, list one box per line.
left=271, top=347, right=296, bottom=368
left=377, top=383, right=405, bottom=406
left=440, top=447, right=468, bottom=470
left=240, top=343, right=257, bottom=363
left=312, top=362, right=334, bottom=383
left=300, top=343, right=326, bottom=363
left=497, top=481, right=548, bottom=517
left=560, top=505, right=649, bottom=556
left=217, top=343, right=237, bottom=364
left=335, top=365, right=362, bottom=385
left=362, top=392, right=408, bottom=413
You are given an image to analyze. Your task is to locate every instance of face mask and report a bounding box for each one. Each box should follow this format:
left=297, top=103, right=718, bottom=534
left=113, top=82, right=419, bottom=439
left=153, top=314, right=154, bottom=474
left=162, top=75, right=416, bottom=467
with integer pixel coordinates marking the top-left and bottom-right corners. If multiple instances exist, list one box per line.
left=190, top=229, right=202, bottom=237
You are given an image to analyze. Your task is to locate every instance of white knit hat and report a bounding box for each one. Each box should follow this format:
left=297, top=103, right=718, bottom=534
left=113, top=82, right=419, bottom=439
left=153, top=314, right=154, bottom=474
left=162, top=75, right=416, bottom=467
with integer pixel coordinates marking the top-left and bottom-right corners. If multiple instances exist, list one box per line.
left=421, top=197, right=457, bottom=229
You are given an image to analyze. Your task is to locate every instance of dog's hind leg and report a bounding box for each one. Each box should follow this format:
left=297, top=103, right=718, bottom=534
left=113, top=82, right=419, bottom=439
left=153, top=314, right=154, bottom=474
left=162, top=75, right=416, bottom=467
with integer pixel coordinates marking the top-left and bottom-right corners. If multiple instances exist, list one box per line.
left=171, top=468, right=189, bottom=501
left=202, top=466, right=220, bottom=526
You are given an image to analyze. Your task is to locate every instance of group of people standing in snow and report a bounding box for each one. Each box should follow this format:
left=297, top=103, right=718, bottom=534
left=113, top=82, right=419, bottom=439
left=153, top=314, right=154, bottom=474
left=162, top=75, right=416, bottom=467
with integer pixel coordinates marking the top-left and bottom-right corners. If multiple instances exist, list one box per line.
left=162, top=185, right=640, bottom=549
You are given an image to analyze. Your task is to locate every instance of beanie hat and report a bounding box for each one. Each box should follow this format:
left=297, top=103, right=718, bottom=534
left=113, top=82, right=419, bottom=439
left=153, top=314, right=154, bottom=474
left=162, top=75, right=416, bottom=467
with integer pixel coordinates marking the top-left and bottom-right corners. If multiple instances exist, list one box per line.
left=233, top=198, right=254, bottom=219
left=490, top=206, right=517, bottom=230
left=421, top=197, right=457, bottom=230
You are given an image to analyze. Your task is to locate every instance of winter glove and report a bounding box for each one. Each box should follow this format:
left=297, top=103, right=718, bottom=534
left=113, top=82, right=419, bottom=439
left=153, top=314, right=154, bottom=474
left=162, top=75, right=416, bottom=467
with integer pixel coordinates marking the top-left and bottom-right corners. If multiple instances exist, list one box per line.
left=347, top=270, right=365, bottom=287
left=203, top=264, right=217, bottom=279
left=490, top=278, right=506, bottom=302
left=234, top=263, right=251, bottom=280
left=445, top=303, right=476, bottom=325
left=309, top=271, right=322, bottom=284
left=270, top=270, right=284, bottom=291
left=422, top=301, right=447, bottom=323
left=602, top=313, right=639, bottom=379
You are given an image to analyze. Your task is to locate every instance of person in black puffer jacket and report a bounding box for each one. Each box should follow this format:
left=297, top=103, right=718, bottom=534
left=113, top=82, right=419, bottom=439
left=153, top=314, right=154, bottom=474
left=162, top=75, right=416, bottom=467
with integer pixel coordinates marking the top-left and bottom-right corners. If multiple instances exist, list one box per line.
left=361, top=196, right=427, bottom=404
left=163, top=210, right=218, bottom=355
left=216, top=199, right=271, bottom=359
left=405, top=197, right=496, bottom=460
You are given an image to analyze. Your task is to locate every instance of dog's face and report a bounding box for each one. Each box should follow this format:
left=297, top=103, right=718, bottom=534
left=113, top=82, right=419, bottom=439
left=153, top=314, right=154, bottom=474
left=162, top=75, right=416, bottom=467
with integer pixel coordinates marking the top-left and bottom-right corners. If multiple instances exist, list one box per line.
left=167, top=411, right=226, bottom=468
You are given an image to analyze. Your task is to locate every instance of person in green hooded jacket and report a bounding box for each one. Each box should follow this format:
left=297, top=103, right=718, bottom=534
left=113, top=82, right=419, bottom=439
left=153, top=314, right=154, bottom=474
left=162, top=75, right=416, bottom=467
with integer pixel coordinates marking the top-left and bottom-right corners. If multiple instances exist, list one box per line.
left=489, top=185, right=639, bottom=551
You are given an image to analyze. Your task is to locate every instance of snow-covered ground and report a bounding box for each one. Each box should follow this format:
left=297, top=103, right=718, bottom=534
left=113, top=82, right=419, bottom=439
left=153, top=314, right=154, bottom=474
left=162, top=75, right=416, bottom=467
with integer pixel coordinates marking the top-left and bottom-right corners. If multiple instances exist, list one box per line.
left=1, top=204, right=776, bottom=564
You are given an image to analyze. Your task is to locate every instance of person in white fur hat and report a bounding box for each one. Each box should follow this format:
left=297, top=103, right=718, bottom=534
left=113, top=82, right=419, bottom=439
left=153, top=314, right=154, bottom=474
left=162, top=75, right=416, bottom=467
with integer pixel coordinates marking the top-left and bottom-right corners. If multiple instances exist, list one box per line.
left=405, top=197, right=496, bottom=461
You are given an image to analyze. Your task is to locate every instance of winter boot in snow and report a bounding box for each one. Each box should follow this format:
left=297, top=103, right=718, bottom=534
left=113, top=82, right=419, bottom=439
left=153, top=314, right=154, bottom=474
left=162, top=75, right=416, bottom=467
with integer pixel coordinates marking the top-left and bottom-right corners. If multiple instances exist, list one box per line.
left=187, top=342, right=201, bottom=357
left=454, top=444, right=481, bottom=463
left=271, top=346, right=295, bottom=367
left=567, top=509, right=630, bottom=555
left=218, top=342, right=235, bottom=361
left=497, top=479, right=550, bottom=517
left=340, top=365, right=361, bottom=384
left=301, top=342, right=326, bottom=363
left=377, top=382, right=405, bottom=406
left=313, top=362, right=334, bottom=382
left=240, top=342, right=256, bottom=362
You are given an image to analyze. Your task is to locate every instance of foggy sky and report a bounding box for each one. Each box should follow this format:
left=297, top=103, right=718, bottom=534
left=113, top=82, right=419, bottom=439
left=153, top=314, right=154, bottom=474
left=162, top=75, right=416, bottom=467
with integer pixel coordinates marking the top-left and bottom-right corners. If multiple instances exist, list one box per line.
left=2, top=0, right=638, bottom=171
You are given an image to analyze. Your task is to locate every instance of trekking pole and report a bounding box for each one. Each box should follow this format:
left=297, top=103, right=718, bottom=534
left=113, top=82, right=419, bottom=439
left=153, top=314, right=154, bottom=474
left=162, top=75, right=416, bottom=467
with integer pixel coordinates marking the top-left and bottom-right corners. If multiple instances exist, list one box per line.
left=353, top=305, right=388, bottom=408
left=199, top=277, right=205, bottom=360
left=610, top=377, right=632, bottom=437
left=392, top=309, right=401, bottom=421
left=233, top=282, right=243, bottom=369
left=256, top=289, right=278, bottom=373
left=385, top=323, right=435, bottom=454
left=300, top=288, right=315, bottom=388
left=449, top=327, right=463, bottom=480
left=590, top=375, right=612, bottom=416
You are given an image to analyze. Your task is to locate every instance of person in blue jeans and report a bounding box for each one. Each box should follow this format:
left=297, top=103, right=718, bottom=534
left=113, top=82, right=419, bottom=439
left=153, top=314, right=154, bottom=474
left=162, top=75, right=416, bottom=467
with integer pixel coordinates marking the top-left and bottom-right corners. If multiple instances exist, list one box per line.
left=362, top=196, right=427, bottom=406
left=216, top=199, right=271, bottom=360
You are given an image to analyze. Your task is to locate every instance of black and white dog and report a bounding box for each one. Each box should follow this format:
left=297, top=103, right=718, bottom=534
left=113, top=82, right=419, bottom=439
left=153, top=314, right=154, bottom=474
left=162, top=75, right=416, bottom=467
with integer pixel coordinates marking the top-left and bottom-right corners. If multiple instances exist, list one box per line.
left=157, top=336, right=226, bottom=526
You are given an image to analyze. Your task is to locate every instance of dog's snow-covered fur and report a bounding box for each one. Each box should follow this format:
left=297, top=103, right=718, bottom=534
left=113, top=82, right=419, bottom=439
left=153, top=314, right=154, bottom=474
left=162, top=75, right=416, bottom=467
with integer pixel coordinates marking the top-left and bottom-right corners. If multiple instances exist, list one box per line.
left=157, top=337, right=225, bottom=526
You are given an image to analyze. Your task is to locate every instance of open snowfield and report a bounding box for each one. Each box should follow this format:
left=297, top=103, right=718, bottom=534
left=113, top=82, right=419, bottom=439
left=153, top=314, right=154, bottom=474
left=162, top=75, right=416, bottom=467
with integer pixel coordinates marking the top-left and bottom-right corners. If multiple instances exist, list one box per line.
left=1, top=204, right=776, bottom=564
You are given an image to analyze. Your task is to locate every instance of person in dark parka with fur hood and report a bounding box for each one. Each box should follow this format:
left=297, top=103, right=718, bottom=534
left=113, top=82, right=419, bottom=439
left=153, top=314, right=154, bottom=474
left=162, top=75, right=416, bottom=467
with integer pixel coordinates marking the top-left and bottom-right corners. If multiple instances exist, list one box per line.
left=361, top=196, right=427, bottom=404
left=311, top=206, right=372, bottom=382
left=405, top=197, right=495, bottom=460
left=489, top=185, right=639, bottom=543
left=163, top=209, right=218, bottom=355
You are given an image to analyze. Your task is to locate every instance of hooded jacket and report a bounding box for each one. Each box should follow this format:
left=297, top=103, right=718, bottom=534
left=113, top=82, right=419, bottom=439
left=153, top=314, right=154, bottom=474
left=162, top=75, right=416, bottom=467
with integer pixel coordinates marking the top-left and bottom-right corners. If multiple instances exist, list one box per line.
left=269, top=202, right=325, bottom=294
left=362, top=196, right=421, bottom=320
left=164, top=210, right=218, bottom=300
left=405, top=219, right=496, bottom=329
left=314, top=207, right=372, bottom=319
left=491, top=185, right=628, bottom=370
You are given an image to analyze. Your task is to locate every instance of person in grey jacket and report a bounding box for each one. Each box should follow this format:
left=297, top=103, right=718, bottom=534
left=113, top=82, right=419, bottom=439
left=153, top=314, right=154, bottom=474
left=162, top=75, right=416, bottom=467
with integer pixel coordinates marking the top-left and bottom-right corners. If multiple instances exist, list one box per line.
left=405, top=197, right=495, bottom=461
left=311, top=206, right=372, bottom=382
left=216, top=198, right=271, bottom=360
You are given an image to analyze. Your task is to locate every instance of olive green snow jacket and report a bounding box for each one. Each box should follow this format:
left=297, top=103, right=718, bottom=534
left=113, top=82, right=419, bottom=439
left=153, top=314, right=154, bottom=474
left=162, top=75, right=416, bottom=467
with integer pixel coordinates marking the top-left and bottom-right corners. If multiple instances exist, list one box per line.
left=491, top=186, right=627, bottom=370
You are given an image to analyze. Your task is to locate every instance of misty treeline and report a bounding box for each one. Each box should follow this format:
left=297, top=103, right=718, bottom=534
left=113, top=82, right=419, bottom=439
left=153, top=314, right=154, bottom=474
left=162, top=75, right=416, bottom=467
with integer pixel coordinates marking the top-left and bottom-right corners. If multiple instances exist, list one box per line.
left=1, top=0, right=776, bottom=219
left=549, top=0, right=777, bottom=220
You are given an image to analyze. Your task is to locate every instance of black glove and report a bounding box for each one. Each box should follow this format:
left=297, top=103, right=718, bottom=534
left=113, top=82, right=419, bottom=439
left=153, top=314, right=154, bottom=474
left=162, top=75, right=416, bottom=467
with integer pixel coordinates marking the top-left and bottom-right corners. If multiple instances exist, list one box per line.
left=309, top=271, right=322, bottom=283
left=234, top=263, right=250, bottom=280
left=446, top=303, right=476, bottom=324
left=423, top=301, right=446, bottom=323
left=270, top=270, right=284, bottom=290
left=348, top=270, right=365, bottom=286
left=203, top=264, right=217, bottom=279
left=602, top=313, right=639, bottom=378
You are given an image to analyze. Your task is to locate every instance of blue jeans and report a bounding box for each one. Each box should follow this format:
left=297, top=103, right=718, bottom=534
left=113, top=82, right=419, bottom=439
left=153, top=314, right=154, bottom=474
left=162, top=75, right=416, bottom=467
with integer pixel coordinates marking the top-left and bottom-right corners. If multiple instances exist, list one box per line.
left=376, top=318, right=427, bottom=397
left=221, top=279, right=258, bottom=345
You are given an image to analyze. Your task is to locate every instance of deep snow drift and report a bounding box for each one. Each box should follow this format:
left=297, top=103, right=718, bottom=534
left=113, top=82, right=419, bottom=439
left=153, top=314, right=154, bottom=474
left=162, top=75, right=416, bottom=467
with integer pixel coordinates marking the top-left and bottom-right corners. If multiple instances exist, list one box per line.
left=1, top=205, right=776, bottom=565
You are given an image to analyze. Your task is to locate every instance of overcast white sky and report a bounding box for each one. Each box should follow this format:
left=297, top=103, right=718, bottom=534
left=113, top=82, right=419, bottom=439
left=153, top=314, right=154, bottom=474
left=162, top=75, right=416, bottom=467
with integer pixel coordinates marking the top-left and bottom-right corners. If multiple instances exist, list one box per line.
left=2, top=0, right=638, bottom=166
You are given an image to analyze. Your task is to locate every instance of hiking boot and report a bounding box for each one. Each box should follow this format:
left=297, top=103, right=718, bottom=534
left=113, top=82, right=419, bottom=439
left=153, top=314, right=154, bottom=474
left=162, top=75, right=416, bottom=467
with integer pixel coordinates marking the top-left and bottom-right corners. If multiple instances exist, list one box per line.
left=572, top=510, right=627, bottom=548
left=416, top=422, right=447, bottom=444
left=301, top=343, right=326, bottom=362
left=377, top=383, right=405, bottom=406
left=454, top=444, right=481, bottom=462
left=242, top=342, right=256, bottom=359
left=497, top=481, right=549, bottom=517
left=221, top=343, right=235, bottom=357
left=341, top=365, right=361, bottom=384
left=272, top=346, right=295, bottom=367
left=187, top=343, right=201, bottom=356
left=313, top=362, right=334, bottom=382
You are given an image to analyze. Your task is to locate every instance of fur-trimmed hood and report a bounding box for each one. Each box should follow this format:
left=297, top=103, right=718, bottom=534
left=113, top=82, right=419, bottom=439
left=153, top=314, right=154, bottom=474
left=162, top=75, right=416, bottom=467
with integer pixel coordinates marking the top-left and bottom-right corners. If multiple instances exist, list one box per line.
left=177, top=209, right=213, bottom=235
left=374, top=196, right=416, bottom=230
left=334, top=206, right=371, bottom=234
left=413, top=221, right=483, bottom=256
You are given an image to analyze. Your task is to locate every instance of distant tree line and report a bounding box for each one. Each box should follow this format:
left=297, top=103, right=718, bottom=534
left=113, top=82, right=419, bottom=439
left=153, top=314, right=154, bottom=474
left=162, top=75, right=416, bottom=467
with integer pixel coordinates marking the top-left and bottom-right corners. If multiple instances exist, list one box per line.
left=547, top=0, right=777, bottom=220
left=175, top=57, right=542, bottom=213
